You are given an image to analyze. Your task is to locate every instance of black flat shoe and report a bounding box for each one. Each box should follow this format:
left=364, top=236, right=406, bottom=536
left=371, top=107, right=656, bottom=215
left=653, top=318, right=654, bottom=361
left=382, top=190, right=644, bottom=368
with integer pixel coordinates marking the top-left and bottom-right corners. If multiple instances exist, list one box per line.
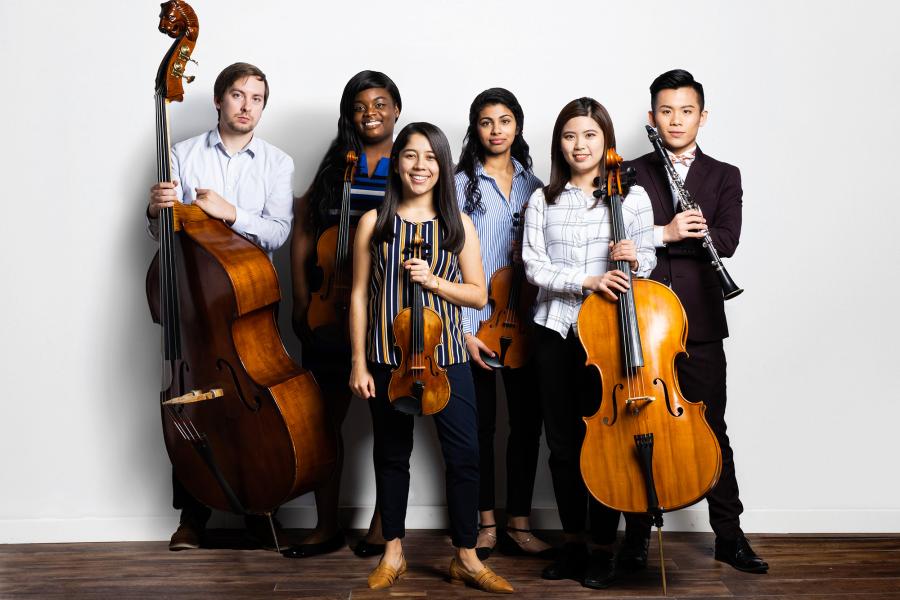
left=281, top=531, right=345, bottom=558
left=497, top=527, right=556, bottom=558
left=617, top=530, right=650, bottom=571
left=352, top=539, right=386, bottom=558
left=475, top=523, right=497, bottom=560
left=714, top=535, right=769, bottom=573
left=541, top=542, right=588, bottom=581
left=583, top=548, right=616, bottom=589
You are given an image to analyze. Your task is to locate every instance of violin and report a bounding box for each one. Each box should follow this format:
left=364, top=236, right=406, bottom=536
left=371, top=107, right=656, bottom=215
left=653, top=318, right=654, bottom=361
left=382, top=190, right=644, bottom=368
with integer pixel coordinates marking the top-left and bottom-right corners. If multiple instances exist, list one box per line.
left=307, top=151, right=359, bottom=344
left=146, top=1, right=336, bottom=541
left=577, top=148, right=721, bottom=593
left=388, top=224, right=450, bottom=415
left=475, top=211, right=537, bottom=369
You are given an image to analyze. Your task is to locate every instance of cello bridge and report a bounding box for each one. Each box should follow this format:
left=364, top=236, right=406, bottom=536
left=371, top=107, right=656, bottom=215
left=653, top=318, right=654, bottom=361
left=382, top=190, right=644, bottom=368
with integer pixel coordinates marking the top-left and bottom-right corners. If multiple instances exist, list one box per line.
left=626, top=396, right=655, bottom=415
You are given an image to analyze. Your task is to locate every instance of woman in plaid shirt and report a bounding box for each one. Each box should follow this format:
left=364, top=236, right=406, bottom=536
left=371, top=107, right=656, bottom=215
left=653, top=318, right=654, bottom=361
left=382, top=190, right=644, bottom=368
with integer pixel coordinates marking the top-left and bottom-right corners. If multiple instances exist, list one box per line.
left=522, top=97, right=656, bottom=590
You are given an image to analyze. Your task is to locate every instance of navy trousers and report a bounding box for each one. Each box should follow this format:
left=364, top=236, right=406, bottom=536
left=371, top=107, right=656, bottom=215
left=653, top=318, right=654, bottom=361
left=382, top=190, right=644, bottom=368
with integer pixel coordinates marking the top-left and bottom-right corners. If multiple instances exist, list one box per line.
left=368, top=362, right=480, bottom=548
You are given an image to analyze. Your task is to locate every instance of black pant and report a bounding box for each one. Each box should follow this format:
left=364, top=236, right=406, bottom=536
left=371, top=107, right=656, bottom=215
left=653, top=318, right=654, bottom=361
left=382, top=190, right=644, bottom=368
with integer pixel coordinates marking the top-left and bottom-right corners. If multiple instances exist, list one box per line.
left=472, top=364, right=543, bottom=516
left=533, top=325, right=620, bottom=544
left=173, top=471, right=212, bottom=525
left=679, top=340, right=743, bottom=539
left=368, top=362, right=480, bottom=548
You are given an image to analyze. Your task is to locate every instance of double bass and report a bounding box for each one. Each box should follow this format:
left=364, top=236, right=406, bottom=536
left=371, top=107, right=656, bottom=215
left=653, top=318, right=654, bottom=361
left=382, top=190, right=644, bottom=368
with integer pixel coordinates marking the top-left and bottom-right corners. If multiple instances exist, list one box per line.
left=388, top=224, right=450, bottom=416
left=578, top=149, right=721, bottom=593
left=146, top=0, right=337, bottom=546
left=306, top=151, right=359, bottom=343
left=475, top=211, right=537, bottom=369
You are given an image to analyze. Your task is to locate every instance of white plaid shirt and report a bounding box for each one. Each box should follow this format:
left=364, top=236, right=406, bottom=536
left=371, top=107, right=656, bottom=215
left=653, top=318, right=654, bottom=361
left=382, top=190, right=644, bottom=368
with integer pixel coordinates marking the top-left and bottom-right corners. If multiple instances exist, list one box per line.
left=522, top=183, right=656, bottom=338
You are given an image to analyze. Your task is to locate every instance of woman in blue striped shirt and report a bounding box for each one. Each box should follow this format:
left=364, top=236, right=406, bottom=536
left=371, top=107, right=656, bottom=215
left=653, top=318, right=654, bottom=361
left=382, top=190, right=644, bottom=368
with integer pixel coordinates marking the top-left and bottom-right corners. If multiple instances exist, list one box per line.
left=522, top=98, right=656, bottom=589
left=286, top=70, right=401, bottom=559
left=454, top=88, right=552, bottom=560
left=349, top=122, right=513, bottom=594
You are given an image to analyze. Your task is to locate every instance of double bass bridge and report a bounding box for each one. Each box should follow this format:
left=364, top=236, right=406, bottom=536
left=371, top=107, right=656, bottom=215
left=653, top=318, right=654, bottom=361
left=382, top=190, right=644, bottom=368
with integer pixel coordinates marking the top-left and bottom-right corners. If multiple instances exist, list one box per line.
left=626, top=395, right=656, bottom=416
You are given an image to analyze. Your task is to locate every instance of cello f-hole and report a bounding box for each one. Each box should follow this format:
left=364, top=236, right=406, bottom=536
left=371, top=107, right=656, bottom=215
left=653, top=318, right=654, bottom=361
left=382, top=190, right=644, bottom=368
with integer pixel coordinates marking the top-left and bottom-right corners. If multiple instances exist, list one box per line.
left=652, top=377, right=683, bottom=418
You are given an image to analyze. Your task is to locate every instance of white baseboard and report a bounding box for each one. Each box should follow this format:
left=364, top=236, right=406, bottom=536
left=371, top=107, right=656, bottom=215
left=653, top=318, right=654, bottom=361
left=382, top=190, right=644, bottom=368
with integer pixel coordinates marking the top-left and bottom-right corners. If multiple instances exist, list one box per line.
left=3, top=508, right=899, bottom=544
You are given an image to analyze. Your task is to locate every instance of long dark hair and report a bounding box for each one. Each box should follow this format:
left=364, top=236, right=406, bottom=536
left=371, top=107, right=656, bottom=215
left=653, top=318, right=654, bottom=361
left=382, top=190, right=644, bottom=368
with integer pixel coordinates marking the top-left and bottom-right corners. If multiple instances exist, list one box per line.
left=544, top=97, right=616, bottom=206
left=455, top=88, right=532, bottom=215
left=306, top=70, right=402, bottom=230
left=373, top=123, right=465, bottom=253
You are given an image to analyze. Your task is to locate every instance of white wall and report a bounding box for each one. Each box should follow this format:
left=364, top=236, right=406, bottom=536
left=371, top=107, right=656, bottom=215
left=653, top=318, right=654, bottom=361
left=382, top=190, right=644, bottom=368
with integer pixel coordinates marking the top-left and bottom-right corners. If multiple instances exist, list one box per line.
left=2, top=0, right=898, bottom=543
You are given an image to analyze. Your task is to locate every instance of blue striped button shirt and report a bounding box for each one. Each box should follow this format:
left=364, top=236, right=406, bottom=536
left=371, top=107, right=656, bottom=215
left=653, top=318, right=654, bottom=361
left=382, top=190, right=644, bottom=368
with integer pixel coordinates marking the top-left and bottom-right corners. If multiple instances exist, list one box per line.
left=453, top=158, right=543, bottom=335
left=523, top=183, right=657, bottom=339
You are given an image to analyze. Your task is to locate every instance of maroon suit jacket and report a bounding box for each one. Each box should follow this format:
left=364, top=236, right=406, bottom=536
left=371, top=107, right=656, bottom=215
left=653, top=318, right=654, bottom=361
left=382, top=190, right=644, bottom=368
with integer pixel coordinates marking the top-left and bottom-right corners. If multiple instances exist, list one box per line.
left=624, top=148, right=742, bottom=342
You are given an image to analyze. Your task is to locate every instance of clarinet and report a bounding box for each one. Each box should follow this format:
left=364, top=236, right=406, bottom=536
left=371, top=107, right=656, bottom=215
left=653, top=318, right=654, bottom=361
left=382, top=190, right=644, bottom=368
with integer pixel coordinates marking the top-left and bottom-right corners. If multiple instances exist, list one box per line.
left=644, top=125, right=743, bottom=300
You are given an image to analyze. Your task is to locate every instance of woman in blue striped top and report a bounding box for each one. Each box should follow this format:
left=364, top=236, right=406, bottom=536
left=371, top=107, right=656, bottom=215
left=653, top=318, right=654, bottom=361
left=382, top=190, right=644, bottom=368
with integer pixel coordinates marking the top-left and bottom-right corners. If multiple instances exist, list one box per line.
left=453, top=88, right=553, bottom=561
left=522, top=98, right=657, bottom=589
left=286, top=70, right=401, bottom=559
left=349, top=122, right=513, bottom=594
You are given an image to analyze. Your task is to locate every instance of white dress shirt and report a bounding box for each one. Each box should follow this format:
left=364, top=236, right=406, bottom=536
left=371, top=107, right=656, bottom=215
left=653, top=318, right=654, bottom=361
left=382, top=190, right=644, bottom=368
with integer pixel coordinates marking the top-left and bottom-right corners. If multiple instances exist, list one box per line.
left=523, top=183, right=656, bottom=339
left=653, top=144, right=695, bottom=248
left=148, top=127, right=294, bottom=252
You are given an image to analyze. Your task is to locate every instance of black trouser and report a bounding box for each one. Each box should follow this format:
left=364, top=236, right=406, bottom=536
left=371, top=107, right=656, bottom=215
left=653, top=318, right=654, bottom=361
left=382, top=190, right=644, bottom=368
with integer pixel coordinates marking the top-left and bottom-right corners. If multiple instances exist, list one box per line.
left=173, top=471, right=212, bottom=526
left=472, top=363, right=543, bottom=516
left=680, top=340, right=743, bottom=539
left=368, top=362, right=480, bottom=548
left=533, top=325, right=620, bottom=545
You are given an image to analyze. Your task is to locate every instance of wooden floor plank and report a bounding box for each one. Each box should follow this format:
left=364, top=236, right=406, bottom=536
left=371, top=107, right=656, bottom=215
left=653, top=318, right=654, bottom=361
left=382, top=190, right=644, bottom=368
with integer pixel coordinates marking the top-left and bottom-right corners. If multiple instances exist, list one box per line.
left=1, top=531, right=899, bottom=599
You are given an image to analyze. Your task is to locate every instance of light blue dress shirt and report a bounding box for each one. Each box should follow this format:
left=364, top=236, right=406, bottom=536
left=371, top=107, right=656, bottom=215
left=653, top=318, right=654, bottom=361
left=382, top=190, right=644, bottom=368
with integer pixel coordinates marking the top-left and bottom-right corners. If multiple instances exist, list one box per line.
left=149, top=127, right=294, bottom=252
left=454, top=158, right=543, bottom=335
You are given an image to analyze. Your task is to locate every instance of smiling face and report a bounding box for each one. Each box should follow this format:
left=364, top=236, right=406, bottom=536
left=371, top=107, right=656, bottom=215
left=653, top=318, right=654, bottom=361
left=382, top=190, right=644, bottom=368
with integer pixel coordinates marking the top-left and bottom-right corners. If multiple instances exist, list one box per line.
left=396, top=133, right=439, bottom=199
left=560, top=115, right=605, bottom=177
left=649, top=86, right=707, bottom=154
left=476, top=103, right=517, bottom=157
left=352, top=87, right=400, bottom=146
left=215, top=76, right=266, bottom=135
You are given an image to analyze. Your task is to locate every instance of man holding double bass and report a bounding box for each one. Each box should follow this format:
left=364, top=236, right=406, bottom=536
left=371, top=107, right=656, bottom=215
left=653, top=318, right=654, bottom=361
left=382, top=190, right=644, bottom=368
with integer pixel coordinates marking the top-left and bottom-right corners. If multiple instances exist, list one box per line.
left=621, top=69, right=768, bottom=574
left=147, top=61, right=295, bottom=551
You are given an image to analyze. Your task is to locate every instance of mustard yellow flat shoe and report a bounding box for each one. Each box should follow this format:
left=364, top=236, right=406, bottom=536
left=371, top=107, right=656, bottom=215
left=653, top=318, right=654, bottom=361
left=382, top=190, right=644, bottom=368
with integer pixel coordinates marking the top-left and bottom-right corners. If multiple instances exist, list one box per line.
left=449, top=557, right=514, bottom=594
left=368, top=556, right=407, bottom=590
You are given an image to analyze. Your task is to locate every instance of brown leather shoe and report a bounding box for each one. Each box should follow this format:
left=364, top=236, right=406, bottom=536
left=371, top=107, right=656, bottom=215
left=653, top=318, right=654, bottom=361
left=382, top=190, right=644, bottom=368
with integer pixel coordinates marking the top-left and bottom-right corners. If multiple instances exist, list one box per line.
left=169, top=522, right=201, bottom=551
left=449, top=558, right=514, bottom=594
left=367, top=556, right=407, bottom=590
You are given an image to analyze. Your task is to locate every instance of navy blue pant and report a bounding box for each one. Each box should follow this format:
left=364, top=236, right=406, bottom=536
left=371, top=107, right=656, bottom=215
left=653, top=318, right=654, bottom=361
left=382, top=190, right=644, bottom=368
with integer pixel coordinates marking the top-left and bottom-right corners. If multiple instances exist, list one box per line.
left=368, top=362, right=480, bottom=548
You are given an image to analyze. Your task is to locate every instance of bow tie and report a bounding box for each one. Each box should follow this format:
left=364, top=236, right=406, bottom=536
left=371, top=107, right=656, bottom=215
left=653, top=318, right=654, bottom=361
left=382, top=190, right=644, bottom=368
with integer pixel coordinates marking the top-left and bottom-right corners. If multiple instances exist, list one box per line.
left=669, top=150, right=696, bottom=168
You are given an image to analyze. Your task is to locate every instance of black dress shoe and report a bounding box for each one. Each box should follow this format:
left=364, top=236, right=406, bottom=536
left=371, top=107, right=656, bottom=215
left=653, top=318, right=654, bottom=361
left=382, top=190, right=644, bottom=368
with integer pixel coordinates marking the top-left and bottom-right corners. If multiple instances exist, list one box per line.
left=541, top=542, right=589, bottom=581
left=583, top=549, right=616, bottom=589
left=281, top=531, right=346, bottom=558
left=617, top=530, right=650, bottom=571
left=714, top=536, right=769, bottom=573
left=169, top=521, right=203, bottom=551
left=352, top=539, right=386, bottom=558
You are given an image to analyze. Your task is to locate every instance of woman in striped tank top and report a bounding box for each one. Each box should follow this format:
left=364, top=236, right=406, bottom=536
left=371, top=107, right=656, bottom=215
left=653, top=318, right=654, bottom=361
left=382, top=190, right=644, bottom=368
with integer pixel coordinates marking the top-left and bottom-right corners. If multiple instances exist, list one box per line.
left=454, top=88, right=552, bottom=561
left=285, top=71, right=401, bottom=559
left=349, top=123, right=513, bottom=594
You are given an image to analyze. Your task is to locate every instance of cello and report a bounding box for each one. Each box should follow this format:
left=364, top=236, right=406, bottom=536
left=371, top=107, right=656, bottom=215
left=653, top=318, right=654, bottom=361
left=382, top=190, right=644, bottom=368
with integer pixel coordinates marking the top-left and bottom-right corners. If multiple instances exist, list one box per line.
left=306, top=151, right=359, bottom=343
left=475, top=211, right=538, bottom=369
left=577, top=148, right=721, bottom=594
left=388, top=224, right=451, bottom=416
left=146, top=0, right=337, bottom=547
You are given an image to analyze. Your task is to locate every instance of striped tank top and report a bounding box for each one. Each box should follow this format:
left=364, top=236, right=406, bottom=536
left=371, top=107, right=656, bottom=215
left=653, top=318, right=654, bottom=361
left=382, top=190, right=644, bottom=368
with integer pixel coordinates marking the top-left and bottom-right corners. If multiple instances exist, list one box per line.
left=367, top=215, right=468, bottom=367
left=324, top=154, right=390, bottom=227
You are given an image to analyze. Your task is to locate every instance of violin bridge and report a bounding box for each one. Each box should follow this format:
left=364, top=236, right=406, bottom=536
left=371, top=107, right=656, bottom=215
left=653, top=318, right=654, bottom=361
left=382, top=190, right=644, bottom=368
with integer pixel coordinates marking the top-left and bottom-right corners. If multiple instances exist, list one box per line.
left=626, top=396, right=655, bottom=415
left=162, top=388, right=224, bottom=406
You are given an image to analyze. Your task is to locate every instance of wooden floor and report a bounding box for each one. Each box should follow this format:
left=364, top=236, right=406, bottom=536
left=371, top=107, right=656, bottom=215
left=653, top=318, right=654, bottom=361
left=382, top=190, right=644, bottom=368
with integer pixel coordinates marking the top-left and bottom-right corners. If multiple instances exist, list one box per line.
left=2, top=530, right=900, bottom=599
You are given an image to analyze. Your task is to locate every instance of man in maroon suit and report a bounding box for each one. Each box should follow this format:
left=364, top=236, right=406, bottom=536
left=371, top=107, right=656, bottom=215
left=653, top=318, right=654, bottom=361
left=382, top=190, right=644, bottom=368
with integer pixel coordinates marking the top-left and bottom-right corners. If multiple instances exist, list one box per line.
left=620, top=69, right=768, bottom=574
